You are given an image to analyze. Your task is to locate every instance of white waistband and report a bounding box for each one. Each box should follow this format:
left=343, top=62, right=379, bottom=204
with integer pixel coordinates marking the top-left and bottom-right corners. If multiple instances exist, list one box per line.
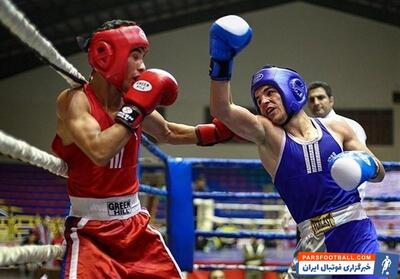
left=69, top=193, right=141, bottom=221
left=298, top=202, right=367, bottom=238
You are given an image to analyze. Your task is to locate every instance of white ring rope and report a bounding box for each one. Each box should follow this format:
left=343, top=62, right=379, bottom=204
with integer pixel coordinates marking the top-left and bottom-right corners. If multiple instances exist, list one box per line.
left=0, top=0, right=75, bottom=266
left=0, top=0, right=87, bottom=87
left=212, top=216, right=282, bottom=226
left=0, top=244, right=66, bottom=267
left=0, top=0, right=398, bottom=269
left=194, top=199, right=287, bottom=228
left=214, top=203, right=285, bottom=211
left=0, top=0, right=90, bottom=178
left=0, top=130, right=68, bottom=178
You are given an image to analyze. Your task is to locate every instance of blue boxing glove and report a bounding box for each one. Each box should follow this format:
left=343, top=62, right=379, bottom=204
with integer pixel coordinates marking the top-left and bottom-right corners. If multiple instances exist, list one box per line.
left=209, top=15, right=253, bottom=80
left=328, top=151, right=379, bottom=191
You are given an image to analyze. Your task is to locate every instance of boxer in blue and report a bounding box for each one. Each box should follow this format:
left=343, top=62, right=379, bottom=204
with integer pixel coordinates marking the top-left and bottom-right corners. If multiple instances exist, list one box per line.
left=207, top=15, right=385, bottom=278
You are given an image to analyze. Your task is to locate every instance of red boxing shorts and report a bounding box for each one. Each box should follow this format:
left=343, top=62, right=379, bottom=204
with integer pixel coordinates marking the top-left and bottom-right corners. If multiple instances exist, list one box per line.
left=62, top=210, right=183, bottom=278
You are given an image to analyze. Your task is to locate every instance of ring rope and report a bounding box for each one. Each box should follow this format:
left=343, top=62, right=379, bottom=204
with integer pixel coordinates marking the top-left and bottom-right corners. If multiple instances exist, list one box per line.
left=194, top=191, right=400, bottom=201
left=196, top=230, right=296, bottom=240
left=211, top=216, right=282, bottom=226
left=1, top=0, right=397, bottom=271
left=0, top=130, right=68, bottom=178
left=364, top=196, right=400, bottom=202
left=139, top=184, right=167, bottom=197
left=0, top=129, right=170, bottom=198
left=194, top=199, right=285, bottom=211
left=0, top=244, right=65, bottom=267
left=187, top=158, right=400, bottom=169
left=0, top=0, right=87, bottom=87
left=194, top=191, right=281, bottom=200
left=140, top=134, right=170, bottom=163
left=196, top=230, right=400, bottom=242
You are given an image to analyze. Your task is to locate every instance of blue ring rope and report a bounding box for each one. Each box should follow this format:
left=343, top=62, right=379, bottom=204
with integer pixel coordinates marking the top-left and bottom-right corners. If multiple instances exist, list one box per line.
left=193, top=191, right=281, bottom=199
left=186, top=157, right=400, bottom=170
left=139, top=184, right=167, bottom=197
left=141, top=185, right=400, bottom=202
left=140, top=137, right=400, bottom=170
left=196, top=230, right=295, bottom=240
left=140, top=183, right=400, bottom=203
left=142, top=187, right=400, bottom=201
left=363, top=196, right=400, bottom=202
left=141, top=134, right=170, bottom=163
left=196, top=230, right=400, bottom=242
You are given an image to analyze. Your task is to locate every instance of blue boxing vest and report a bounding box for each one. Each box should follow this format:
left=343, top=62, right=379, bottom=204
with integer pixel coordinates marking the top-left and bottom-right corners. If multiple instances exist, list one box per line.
left=274, top=118, right=360, bottom=224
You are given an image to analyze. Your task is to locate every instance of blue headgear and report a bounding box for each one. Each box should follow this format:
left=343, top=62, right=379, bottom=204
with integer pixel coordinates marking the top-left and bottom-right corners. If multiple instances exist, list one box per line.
left=250, top=65, right=307, bottom=119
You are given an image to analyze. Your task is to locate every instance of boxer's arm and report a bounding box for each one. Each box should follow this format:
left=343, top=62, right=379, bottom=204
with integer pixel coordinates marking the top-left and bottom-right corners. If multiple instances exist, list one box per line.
left=142, top=110, right=198, bottom=144
left=327, top=118, right=385, bottom=189
left=333, top=118, right=384, bottom=181
left=56, top=88, right=130, bottom=166
left=343, top=132, right=384, bottom=183
left=208, top=16, right=280, bottom=146
left=210, top=81, right=269, bottom=145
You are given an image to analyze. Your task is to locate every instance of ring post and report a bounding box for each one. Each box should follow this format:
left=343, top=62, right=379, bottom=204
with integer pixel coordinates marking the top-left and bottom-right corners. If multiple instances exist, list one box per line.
left=166, top=158, right=194, bottom=271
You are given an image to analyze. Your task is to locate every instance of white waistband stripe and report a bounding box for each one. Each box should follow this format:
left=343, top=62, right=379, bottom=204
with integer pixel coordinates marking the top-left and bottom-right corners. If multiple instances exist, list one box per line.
left=69, top=193, right=140, bottom=221
left=298, top=203, right=367, bottom=237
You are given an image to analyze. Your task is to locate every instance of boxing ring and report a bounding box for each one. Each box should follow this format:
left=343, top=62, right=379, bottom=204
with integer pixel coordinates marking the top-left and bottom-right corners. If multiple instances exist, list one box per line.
left=2, top=129, right=400, bottom=274
left=0, top=0, right=400, bottom=277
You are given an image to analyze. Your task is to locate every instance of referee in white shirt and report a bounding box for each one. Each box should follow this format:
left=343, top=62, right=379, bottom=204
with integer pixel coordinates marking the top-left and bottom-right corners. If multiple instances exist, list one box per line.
left=307, top=80, right=368, bottom=199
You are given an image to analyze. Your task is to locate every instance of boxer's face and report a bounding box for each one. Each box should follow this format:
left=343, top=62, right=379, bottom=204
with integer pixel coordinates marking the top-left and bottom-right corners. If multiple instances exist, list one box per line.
left=255, top=85, right=287, bottom=124
left=121, top=47, right=146, bottom=92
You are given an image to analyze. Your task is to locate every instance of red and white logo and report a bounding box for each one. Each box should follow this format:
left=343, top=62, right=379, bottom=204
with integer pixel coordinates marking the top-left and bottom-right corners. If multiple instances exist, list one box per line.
left=133, top=80, right=152, bottom=92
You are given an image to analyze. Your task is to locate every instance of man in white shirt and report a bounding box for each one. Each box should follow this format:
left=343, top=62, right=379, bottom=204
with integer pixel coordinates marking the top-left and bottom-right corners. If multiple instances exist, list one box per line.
left=307, top=81, right=368, bottom=199
left=307, top=81, right=366, bottom=141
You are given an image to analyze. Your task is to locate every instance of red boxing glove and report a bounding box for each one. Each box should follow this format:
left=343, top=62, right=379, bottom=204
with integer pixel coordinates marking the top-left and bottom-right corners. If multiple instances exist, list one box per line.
left=196, top=118, right=235, bottom=146
left=115, top=69, right=179, bottom=132
left=124, top=69, right=178, bottom=112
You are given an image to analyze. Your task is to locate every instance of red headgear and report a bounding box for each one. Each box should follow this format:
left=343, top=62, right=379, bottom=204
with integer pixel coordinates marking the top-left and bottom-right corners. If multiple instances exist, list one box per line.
left=88, top=25, right=149, bottom=89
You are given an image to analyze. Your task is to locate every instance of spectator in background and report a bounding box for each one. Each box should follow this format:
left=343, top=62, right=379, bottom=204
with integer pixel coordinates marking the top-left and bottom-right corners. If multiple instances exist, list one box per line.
left=192, top=174, right=209, bottom=192
left=243, top=238, right=265, bottom=279
left=21, top=229, right=40, bottom=245
left=209, top=269, right=226, bottom=279
left=34, top=215, right=52, bottom=245
left=51, top=225, right=64, bottom=267
left=193, top=174, right=210, bottom=251
left=20, top=229, right=42, bottom=279
left=384, top=223, right=399, bottom=251
left=307, top=81, right=366, bottom=142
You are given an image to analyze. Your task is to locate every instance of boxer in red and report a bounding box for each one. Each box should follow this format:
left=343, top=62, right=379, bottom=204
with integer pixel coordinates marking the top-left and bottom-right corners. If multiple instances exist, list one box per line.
left=52, top=19, right=236, bottom=278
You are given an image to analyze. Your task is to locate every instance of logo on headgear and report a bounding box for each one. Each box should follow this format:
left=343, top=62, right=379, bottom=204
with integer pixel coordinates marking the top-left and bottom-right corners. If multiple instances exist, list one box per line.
left=290, top=78, right=305, bottom=100
left=133, top=80, right=152, bottom=92
left=252, top=73, right=264, bottom=86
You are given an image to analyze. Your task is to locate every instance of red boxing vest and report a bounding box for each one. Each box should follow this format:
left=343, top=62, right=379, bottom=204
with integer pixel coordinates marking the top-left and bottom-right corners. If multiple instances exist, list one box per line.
left=52, top=84, right=140, bottom=198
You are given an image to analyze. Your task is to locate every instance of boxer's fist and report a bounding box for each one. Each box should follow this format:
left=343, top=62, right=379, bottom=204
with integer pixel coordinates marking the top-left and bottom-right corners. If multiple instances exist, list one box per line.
left=124, top=69, right=178, bottom=111
left=209, top=15, right=252, bottom=80
left=328, top=151, right=379, bottom=191
left=196, top=118, right=234, bottom=146
left=115, top=69, right=178, bottom=132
